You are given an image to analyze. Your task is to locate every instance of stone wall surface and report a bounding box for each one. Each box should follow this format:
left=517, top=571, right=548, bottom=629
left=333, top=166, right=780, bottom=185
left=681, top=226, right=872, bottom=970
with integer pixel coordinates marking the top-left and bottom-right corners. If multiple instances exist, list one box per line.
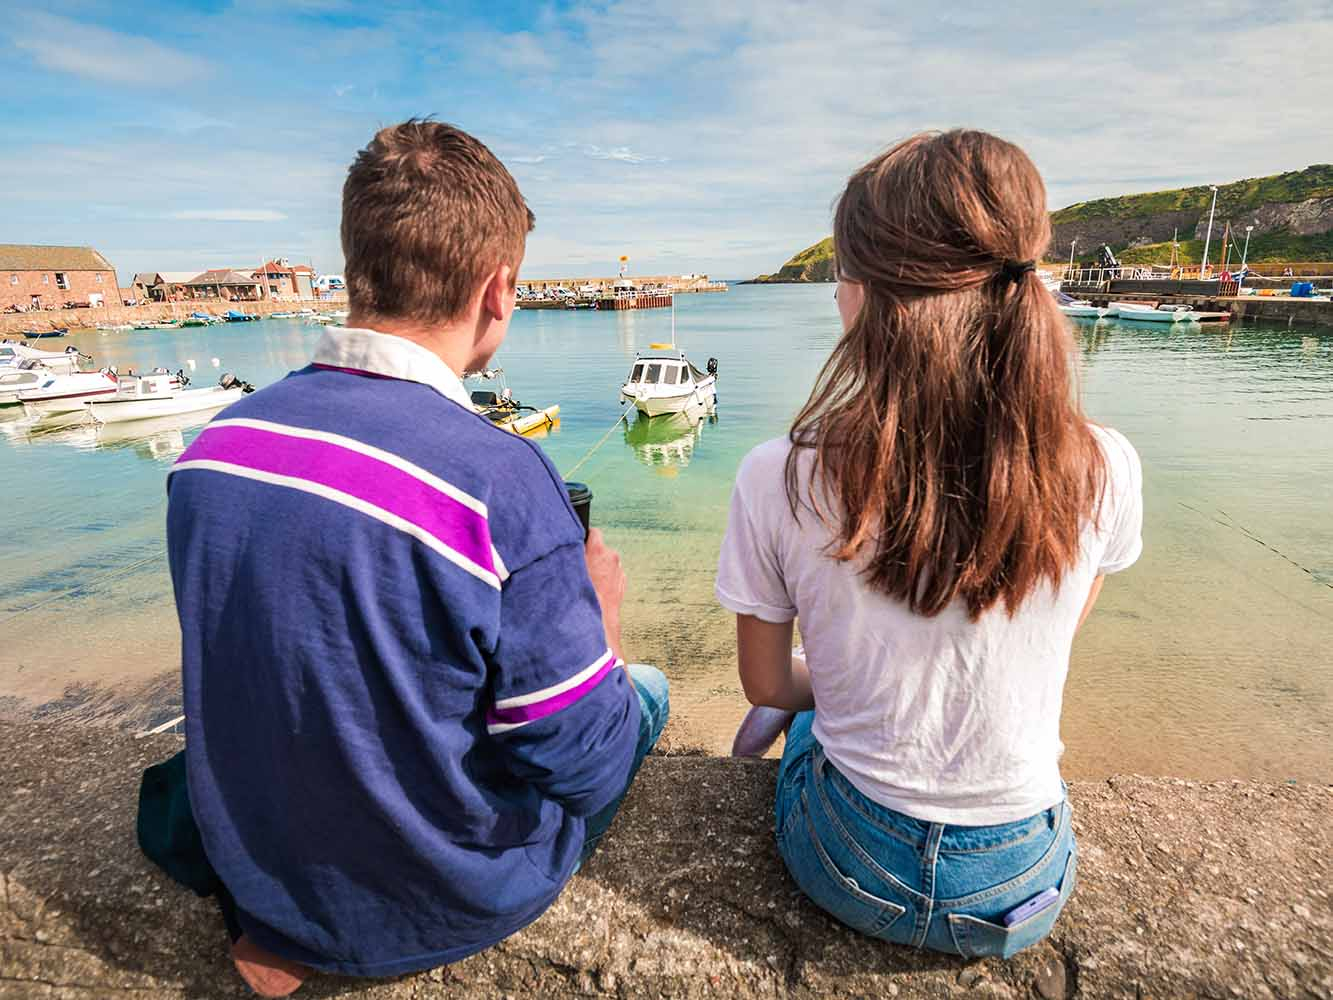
left=1, top=720, right=1330, bottom=999
left=0, top=297, right=348, bottom=337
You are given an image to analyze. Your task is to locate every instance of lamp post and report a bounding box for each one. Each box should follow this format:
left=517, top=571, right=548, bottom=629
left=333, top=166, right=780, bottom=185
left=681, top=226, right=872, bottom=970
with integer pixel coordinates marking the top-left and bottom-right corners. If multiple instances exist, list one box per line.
left=1237, top=224, right=1254, bottom=296
left=1200, top=185, right=1219, bottom=278
left=1067, top=237, right=1077, bottom=279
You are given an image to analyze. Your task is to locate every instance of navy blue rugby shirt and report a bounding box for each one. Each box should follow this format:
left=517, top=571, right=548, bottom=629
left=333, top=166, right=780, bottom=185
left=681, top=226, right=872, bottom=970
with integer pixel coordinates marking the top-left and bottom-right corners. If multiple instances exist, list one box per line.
left=166, top=326, right=640, bottom=977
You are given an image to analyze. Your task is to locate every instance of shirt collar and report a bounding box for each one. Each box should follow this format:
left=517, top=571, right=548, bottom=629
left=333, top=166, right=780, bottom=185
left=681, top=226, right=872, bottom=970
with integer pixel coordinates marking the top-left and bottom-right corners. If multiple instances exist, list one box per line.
left=311, top=326, right=473, bottom=411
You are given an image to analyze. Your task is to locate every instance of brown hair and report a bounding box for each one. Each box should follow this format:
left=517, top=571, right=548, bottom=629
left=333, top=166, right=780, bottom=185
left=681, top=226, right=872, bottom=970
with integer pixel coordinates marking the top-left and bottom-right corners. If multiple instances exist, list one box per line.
left=787, top=129, right=1105, bottom=620
left=341, top=119, right=535, bottom=323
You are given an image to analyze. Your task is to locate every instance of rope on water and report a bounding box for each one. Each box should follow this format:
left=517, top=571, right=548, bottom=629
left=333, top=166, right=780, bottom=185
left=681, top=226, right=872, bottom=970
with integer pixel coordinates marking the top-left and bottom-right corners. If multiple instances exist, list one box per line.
left=0, top=550, right=164, bottom=625
left=563, top=401, right=637, bottom=480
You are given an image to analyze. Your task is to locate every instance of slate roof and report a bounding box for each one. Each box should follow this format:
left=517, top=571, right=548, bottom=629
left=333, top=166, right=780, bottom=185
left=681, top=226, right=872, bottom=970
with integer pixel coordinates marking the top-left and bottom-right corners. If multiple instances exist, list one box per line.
left=185, top=269, right=261, bottom=286
left=0, top=245, right=115, bottom=272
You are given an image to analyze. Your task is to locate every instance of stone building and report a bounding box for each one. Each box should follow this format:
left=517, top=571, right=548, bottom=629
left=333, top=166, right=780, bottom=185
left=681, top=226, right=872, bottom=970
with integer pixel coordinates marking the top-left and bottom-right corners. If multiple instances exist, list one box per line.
left=181, top=269, right=263, bottom=301
left=129, top=271, right=202, bottom=302
left=1, top=244, right=121, bottom=312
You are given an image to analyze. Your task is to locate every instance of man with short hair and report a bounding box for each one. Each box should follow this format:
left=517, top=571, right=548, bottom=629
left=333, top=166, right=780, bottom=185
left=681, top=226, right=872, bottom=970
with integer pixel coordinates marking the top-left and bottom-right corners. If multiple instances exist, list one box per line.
left=164, top=120, right=667, bottom=994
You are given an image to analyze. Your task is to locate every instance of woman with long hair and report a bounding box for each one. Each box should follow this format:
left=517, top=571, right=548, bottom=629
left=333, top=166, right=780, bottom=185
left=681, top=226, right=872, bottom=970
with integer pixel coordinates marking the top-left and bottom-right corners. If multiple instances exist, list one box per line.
left=716, top=130, right=1142, bottom=958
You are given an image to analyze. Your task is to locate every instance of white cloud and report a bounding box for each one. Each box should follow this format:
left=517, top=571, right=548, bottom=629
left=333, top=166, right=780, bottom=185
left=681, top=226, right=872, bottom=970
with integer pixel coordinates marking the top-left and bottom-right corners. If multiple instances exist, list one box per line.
left=170, top=210, right=289, bottom=222
left=11, top=13, right=210, bottom=86
left=510, top=155, right=549, bottom=164
left=583, top=145, right=662, bottom=165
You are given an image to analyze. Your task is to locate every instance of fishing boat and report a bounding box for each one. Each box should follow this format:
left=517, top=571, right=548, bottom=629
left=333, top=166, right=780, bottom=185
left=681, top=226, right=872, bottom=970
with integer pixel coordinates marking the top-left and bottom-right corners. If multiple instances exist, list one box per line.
left=1113, top=302, right=1197, bottom=323
left=619, top=298, right=718, bottom=418
left=465, top=368, right=559, bottom=436
left=86, top=370, right=254, bottom=424
left=224, top=309, right=259, bottom=322
left=21, top=328, right=68, bottom=340
left=18, top=369, right=122, bottom=415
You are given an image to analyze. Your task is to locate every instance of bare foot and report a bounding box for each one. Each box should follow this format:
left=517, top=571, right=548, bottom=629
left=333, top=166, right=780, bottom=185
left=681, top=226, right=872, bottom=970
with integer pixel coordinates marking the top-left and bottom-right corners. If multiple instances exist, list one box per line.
left=231, top=934, right=312, bottom=998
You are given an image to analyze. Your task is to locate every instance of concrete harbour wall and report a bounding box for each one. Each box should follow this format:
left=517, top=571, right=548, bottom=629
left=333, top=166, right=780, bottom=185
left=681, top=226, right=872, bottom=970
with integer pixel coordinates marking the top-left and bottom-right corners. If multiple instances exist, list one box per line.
left=1, top=720, right=1329, bottom=998
left=0, top=296, right=348, bottom=338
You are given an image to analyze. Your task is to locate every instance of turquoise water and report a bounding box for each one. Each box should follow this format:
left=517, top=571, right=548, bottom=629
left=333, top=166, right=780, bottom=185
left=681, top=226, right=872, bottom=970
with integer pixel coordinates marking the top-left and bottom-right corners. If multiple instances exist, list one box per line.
left=1, top=286, right=1330, bottom=781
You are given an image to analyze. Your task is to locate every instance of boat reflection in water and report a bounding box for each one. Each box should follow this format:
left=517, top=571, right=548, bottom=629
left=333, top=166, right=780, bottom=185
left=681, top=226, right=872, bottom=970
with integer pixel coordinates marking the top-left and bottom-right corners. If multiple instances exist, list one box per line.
left=0, top=408, right=219, bottom=462
left=622, top=411, right=713, bottom=474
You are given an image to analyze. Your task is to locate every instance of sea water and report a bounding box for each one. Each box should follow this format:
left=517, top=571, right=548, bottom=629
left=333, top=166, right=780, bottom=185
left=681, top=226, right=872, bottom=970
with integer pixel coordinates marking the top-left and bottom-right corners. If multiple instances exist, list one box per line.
left=1, top=285, right=1329, bottom=780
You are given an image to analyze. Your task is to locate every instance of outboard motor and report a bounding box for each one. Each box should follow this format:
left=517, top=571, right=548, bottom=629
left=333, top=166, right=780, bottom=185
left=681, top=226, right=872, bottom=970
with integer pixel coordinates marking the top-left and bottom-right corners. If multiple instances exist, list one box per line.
left=175, top=368, right=190, bottom=387
left=706, top=357, right=718, bottom=377
left=221, top=372, right=257, bottom=394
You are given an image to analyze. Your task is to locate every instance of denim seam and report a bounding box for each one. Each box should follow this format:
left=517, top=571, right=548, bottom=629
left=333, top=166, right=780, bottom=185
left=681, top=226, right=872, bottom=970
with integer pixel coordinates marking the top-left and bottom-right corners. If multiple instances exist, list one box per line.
left=936, top=819, right=1052, bottom=855
left=811, top=752, right=927, bottom=906
left=820, top=768, right=924, bottom=849
left=799, top=790, right=907, bottom=931
left=938, top=803, right=1072, bottom=910
left=915, top=822, right=943, bottom=950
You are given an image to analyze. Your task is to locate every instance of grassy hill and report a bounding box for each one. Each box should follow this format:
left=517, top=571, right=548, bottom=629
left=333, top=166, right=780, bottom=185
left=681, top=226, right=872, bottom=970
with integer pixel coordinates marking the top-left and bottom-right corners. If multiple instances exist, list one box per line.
left=749, top=238, right=835, bottom=283
left=1051, top=165, right=1333, bottom=226
left=1117, top=231, right=1333, bottom=266
left=751, top=165, right=1333, bottom=279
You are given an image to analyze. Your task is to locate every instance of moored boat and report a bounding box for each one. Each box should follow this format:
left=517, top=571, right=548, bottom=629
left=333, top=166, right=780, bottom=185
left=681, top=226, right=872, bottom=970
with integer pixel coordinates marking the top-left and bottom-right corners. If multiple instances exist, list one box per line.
left=620, top=346, right=717, bottom=418
left=18, top=369, right=122, bottom=415
left=1, top=342, right=85, bottom=374
left=465, top=368, right=559, bottom=436
left=1113, top=302, right=1197, bottom=323
left=21, top=328, right=68, bottom=339
left=86, top=370, right=254, bottom=424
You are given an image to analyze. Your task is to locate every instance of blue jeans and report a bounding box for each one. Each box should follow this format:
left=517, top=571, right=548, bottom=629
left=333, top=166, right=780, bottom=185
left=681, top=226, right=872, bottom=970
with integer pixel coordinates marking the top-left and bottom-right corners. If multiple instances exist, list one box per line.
left=579, top=663, right=670, bottom=864
left=775, top=712, right=1076, bottom=958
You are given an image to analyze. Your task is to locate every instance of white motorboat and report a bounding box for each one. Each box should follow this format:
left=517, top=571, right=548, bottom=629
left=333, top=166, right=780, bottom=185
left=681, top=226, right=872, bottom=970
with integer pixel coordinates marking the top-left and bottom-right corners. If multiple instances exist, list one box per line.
left=1112, top=302, right=1198, bottom=323
left=0, top=341, right=85, bottom=374
left=620, top=347, right=718, bottom=418
left=18, top=369, right=122, bottom=415
left=86, top=370, right=254, bottom=425
left=1, top=362, right=65, bottom=406
left=618, top=300, right=718, bottom=418
left=1058, top=301, right=1118, bottom=320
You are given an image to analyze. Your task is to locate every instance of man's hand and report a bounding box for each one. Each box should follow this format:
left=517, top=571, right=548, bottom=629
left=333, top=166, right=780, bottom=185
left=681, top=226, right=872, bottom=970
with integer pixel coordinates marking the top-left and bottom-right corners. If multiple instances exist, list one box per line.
left=584, top=528, right=625, bottom=663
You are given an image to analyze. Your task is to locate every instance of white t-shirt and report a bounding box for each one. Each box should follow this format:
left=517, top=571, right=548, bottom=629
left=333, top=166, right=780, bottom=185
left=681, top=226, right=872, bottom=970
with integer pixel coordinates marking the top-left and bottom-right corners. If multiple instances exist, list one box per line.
left=715, top=425, right=1143, bottom=826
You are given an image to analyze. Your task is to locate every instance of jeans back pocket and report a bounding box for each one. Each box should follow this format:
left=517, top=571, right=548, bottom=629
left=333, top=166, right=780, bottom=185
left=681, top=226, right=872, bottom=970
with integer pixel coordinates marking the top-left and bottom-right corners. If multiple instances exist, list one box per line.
left=946, top=848, right=1076, bottom=959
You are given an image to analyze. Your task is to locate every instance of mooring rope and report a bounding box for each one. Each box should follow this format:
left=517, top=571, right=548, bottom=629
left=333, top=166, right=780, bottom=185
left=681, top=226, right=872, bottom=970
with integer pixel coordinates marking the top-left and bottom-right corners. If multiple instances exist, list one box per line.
left=563, top=400, right=637, bottom=480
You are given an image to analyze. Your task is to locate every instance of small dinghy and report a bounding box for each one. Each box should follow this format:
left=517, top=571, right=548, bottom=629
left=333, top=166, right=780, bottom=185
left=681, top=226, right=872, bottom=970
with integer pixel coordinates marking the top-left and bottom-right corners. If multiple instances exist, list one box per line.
left=86, top=369, right=255, bottom=425
left=465, top=368, right=559, bottom=436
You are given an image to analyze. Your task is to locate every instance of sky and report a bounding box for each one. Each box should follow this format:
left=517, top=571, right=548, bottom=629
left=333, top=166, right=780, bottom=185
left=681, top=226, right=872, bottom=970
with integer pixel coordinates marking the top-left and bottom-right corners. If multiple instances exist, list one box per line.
left=3, top=0, right=1330, bottom=284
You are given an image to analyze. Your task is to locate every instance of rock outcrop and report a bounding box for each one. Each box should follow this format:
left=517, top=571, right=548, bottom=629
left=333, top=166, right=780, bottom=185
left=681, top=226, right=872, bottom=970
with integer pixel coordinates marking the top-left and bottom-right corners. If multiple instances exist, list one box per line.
left=2, top=720, right=1330, bottom=998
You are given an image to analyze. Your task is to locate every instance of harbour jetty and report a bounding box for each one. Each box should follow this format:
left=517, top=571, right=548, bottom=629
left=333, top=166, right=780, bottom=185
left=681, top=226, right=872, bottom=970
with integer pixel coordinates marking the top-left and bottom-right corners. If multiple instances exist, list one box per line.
left=1, top=719, right=1328, bottom=998
left=517, top=273, right=726, bottom=311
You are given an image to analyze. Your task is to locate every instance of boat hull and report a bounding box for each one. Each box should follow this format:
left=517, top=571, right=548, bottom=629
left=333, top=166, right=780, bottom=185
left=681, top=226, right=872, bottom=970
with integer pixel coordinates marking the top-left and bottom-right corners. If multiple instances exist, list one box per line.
left=621, top=377, right=717, bottom=418
left=20, top=385, right=121, bottom=415
left=87, top=386, right=246, bottom=424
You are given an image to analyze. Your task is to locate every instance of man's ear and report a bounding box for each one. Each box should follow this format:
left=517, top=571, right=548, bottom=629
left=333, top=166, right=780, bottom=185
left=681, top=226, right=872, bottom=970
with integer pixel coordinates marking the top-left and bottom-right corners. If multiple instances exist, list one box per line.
left=480, top=264, right=514, bottom=322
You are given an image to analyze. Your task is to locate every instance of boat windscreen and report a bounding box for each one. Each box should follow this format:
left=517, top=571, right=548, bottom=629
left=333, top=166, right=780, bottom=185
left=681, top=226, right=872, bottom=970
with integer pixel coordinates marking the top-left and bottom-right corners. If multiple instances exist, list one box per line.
left=645, top=363, right=662, bottom=383
left=630, top=362, right=645, bottom=382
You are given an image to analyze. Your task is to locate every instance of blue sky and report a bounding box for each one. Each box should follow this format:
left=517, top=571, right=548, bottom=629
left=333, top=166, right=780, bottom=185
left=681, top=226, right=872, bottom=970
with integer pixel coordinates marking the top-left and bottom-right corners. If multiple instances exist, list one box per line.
left=4, top=0, right=1330, bottom=284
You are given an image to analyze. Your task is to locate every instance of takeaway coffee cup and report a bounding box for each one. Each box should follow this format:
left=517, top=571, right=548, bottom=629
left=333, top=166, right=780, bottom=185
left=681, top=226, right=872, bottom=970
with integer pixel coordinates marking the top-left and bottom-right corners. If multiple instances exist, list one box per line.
left=565, top=482, right=592, bottom=539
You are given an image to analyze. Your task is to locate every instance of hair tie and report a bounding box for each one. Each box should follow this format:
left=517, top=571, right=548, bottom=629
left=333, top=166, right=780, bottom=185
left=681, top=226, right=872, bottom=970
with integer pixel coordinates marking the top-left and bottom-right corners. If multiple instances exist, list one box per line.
left=1000, top=259, right=1036, bottom=283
